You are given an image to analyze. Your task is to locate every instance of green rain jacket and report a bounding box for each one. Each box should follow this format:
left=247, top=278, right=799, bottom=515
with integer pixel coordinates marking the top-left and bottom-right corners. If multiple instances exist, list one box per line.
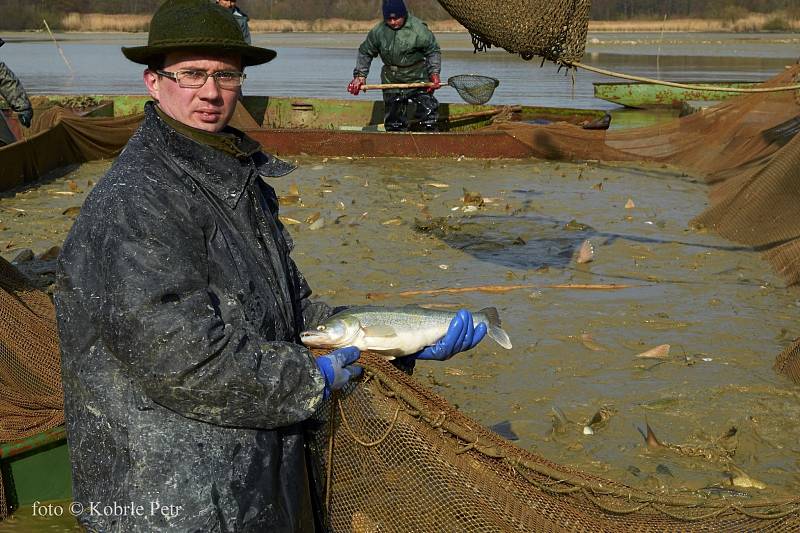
left=0, top=61, right=31, bottom=114
left=0, top=61, right=31, bottom=144
left=353, top=14, right=442, bottom=88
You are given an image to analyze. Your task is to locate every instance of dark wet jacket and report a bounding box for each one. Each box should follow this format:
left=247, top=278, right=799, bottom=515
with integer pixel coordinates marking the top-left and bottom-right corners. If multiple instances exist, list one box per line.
left=0, top=60, right=32, bottom=114
left=55, top=102, right=331, bottom=532
left=0, top=61, right=32, bottom=144
left=354, top=14, right=441, bottom=87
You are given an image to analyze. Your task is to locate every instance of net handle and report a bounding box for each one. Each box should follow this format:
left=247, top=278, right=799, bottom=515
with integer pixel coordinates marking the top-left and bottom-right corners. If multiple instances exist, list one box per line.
left=361, top=82, right=449, bottom=90
left=361, top=75, right=499, bottom=105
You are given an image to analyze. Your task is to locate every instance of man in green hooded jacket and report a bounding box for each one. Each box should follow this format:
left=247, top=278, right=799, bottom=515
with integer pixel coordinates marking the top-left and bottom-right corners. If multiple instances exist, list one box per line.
left=347, top=0, right=442, bottom=132
left=0, top=38, right=33, bottom=145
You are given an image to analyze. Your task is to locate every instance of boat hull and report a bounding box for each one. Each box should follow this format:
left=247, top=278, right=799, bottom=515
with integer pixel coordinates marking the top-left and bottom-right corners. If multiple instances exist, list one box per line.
left=593, top=81, right=762, bottom=108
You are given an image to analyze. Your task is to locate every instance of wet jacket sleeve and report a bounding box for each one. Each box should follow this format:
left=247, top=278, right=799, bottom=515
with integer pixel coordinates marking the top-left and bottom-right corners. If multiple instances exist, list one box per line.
left=354, top=28, right=380, bottom=78
left=97, top=182, right=325, bottom=430
left=0, top=62, right=32, bottom=113
left=420, top=26, right=442, bottom=76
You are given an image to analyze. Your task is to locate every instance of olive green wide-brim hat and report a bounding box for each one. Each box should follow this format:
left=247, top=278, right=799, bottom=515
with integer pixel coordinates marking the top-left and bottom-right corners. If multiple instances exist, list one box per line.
left=122, top=0, right=275, bottom=67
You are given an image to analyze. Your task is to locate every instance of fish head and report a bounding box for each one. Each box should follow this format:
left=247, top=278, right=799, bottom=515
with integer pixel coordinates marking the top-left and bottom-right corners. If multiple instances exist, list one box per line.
left=300, top=315, right=363, bottom=349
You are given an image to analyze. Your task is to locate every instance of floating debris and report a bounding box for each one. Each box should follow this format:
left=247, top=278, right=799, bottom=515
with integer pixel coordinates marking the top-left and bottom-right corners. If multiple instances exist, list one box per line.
left=550, top=406, right=570, bottom=436
left=625, top=198, right=636, bottom=209
left=563, top=219, right=590, bottom=231
left=583, top=405, right=616, bottom=435
left=462, top=188, right=484, bottom=207
left=382, top=218, right=402, bottom=226
left=279, top=216, right=302, bottom=225
left=656, top=464, right=674, bottom=477
left=308, top=217, right=325, bottom=231
left=67, top=180, right=79, bottom=192
left=727, top=465, right=766, bottom=490
left=426, top=182, right=449, bottom=189
left=635, top=344, right=671, bottom=359
left=575, top=239, right=594, bottom=264
left=580, top=333, right=606, bottom=352
left=62, top=206, right=81, bottom=217
left=306, top=212, right=321, bottom=225
left=489, top=420, right=519, bottom=441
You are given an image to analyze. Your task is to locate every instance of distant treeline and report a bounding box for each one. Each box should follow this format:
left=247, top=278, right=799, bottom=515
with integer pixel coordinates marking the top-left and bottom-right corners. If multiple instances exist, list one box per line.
left=1, top=0, right=799, bottom=29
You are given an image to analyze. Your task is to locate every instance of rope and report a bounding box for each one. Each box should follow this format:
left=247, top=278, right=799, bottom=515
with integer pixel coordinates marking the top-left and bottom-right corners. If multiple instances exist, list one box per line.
left=338, top=399, right=401, bottom=448
left=567, top=61, right=800, bottom=93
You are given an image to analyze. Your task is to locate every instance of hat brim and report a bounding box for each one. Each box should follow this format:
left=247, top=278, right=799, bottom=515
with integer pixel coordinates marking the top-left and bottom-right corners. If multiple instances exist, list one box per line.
left=122, top=43, right=276, bottom=67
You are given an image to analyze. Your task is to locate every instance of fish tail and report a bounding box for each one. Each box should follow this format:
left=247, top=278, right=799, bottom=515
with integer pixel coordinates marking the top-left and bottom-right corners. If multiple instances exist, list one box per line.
left=478, top=307, right=512, bottom=349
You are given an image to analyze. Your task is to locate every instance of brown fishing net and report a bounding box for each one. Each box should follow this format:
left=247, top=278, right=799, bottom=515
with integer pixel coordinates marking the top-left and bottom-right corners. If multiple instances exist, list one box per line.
left=308, top=353, right=800, bottom=531
left=436, top=0, right=591, bottom=63
left=0, top=258, right=64, bottom=518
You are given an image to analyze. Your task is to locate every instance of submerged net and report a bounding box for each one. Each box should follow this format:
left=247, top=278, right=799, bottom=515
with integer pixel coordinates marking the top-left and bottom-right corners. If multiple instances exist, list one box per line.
left=0, top=258, right=64, bottom=518
left=447, top=75, right=500, bottom=105
left=308, top=353, right=800, bottom=531
left=435, top=0, right=591, bottom=63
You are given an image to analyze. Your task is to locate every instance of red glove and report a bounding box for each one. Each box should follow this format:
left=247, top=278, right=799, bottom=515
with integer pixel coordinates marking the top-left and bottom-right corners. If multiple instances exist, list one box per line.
left=427, top=73, right=441, bottom=93
left=347, top=77, right=366, bottom=96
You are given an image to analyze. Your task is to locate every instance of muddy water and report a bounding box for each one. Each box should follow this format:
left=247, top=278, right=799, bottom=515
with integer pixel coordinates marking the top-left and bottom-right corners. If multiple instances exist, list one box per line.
left=2, top=156, right=799, bottom=499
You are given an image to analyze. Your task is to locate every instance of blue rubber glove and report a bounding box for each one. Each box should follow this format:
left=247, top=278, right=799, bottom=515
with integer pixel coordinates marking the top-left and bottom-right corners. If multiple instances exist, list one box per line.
left=415, top=309, right=488, bottom=361
left=316, top=346, right=363, bottom=399
left=18, top=108, right=32, bottom=128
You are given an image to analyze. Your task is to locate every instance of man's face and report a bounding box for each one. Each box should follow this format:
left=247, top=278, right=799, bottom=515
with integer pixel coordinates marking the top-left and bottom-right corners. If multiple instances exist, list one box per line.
left=385, top=16, right=406, bottom=30
left=144, top=51, right=242, bottom=133
left=218, top=0, right=236, bottom=9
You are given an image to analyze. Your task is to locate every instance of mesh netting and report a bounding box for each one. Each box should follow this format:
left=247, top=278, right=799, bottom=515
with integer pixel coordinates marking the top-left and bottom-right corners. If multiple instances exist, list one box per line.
left=436, top=0, right=591, bottom=63
left=0, top=258, right=64, bottom=518
left=447, top=75, right=500, bottom=105
left=308, top=352, right=800, bottom=531
left=774, top=339, right=800, bottom=384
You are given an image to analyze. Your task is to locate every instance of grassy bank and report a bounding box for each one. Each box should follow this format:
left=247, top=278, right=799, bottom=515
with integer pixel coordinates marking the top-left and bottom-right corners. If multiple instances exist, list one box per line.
left=53, top=12, right=800, bottom=33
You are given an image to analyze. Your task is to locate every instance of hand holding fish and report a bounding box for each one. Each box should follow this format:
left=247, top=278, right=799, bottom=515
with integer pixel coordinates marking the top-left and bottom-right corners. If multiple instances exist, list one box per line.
left=414, top=309, right=487, bottom=361
left=300, top=305, right=511, bottom=360
left=315, top=346, right=363, bottom=399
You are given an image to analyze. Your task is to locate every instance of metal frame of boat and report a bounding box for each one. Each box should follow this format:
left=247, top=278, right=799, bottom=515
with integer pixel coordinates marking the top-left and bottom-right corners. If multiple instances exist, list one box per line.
left=593, top=81, right=762, bottom=108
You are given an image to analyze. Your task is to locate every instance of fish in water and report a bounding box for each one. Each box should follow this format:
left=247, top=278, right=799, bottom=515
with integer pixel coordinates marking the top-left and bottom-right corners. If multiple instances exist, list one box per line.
left=300, top=305, right=512, bottom=359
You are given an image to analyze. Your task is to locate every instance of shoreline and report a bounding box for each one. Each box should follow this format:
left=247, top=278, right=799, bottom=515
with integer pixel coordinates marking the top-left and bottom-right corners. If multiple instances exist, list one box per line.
left=3, top=13, right=796, bottom=33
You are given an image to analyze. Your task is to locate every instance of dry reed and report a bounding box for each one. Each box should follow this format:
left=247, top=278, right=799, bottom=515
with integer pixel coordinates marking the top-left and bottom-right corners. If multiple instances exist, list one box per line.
left=60, top=13, right=150, bottom=32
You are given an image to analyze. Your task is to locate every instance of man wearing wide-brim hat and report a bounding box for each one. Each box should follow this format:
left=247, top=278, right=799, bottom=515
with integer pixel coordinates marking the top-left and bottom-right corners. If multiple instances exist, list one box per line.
left=54, top=0, right=365, bottom=530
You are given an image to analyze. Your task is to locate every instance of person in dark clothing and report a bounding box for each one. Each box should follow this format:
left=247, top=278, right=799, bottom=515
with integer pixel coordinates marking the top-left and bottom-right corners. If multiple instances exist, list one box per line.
left=55, top=0, right=485, bottom=531
left=0, top=38, right=33, bottom=145
left=217, top=0, right=251, bottom=44
left=347, top=0, right=442, bottom=132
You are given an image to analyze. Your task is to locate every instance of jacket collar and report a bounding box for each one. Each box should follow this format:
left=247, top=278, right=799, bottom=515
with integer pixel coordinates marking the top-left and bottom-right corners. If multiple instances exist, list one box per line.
left=144, top=102, right=295, bottom=207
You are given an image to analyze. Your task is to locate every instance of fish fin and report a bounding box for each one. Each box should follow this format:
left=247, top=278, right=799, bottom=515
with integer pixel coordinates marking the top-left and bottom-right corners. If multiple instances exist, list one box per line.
left=488, top=326, right=512, bottom=349
left=374, top=348, right=405, bottom=359
left=362, top=325, right=399, bottom=338
left=478, top=307, right=512, bottom=349
left=478, top=307, right=502, bottom=327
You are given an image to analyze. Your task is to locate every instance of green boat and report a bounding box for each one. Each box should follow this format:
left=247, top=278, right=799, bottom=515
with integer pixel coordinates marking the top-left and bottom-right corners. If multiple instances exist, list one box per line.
left=0, top=94, right=610, bottom=192
left=593, top=80, right=763, bottom=109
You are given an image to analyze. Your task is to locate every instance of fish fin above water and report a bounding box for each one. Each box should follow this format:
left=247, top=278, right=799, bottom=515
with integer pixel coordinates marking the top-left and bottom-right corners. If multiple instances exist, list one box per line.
left=478, top=307, right=502, bottom=327
left=477, top=307, right=512, bottom=349
left=488, top=326, right=512, bottom=349
left=362, top=325, right=399, bottom=338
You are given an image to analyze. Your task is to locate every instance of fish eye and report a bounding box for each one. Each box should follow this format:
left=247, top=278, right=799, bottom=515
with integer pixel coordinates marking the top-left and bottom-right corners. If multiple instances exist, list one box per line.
left=317, top=325, right=326, bottom=331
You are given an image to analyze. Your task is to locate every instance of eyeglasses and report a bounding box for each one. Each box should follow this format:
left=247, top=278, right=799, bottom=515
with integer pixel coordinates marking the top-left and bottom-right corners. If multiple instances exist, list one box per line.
left=156, top=69, right=246, bottom=89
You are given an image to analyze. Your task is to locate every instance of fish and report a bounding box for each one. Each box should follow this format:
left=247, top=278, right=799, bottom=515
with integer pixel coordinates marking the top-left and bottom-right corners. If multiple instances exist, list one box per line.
left=300, top=305, right=512, bottom=359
